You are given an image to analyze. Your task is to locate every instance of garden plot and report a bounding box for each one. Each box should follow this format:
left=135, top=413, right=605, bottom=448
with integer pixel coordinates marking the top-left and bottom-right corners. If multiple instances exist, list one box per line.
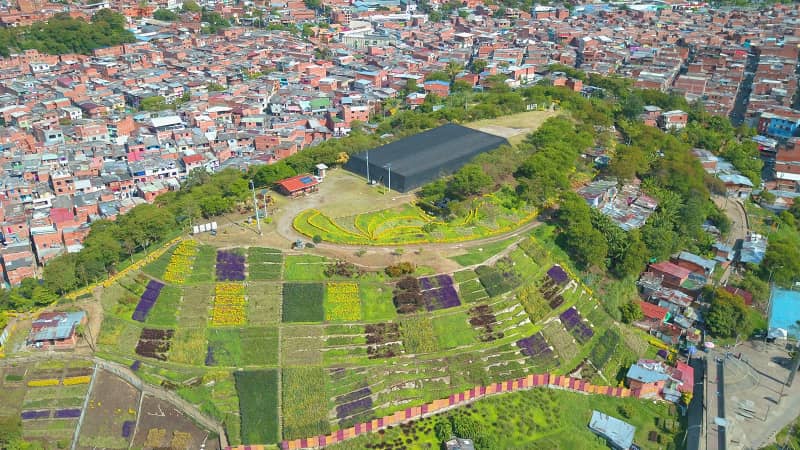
left=177, top=284, right=213, bottom=327
left=206, top=327, right=278, bottom=367
left=216, top=249, right=246, bottom=281
left=142, top=244, right=175, bottom=279
left=78, top=369, right=139, bottom=449
left=132, top=279, right=165, bottom=322
left=163, top=240, right=199, bottom=285
left=234, top=370, right=279, bottom=444
left=131, top=394, right=220, bottom=450
left=211, top=282, right=247, bottom=326
left=161, top=326, right=204, bottom=367
left=560, top=307, right=594, bottom=345
left=144, top=284, right=181, bottom=327
left=468, top=304, right=504, bottom=342
left=475, top=257, right=521, bottom=297
left=359, top=282, right=396, bottom=322
left=458, top=277, right=491, bottom=304
left=135, top=328, right=174, bottom=361
left=516, top=332, right=556, bottom=368
left=541, top=320, right=579, bottom=363
left=325, top=282, right=362, bottom=321
left=175, top=372, right=240, bottom=445
left=185, top=244, right=217, bottom=285
left=97, top=317, right=141, bottom=356
left=282, top=367, right=330, bottom=440
left=282, top=325, right=324, bottom=366
left=431, top=312, right=477, bottom=349
left=247, top=247, right=283, bottom=280
left=365, top=323, right=402, bottom=360
left=282, top=283, right=324, bottom=322
left=322, top=325, right=369, bottom=366
left=399, top=315, right=438, bottom=354
left=418, top=275, right=461, bottom=311
left=333, top=385, right=375, bottom=428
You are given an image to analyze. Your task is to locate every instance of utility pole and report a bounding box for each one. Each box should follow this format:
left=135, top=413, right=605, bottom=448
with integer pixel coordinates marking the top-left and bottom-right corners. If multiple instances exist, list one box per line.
left=250, top=180, right=262, bottom=235
left=384, top=163, right=391, bottom=196
left=365, top=150, right=370, bottom=184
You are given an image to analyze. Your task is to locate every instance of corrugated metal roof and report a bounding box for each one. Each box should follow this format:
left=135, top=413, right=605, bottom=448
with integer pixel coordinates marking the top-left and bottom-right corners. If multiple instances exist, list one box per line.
left=589, top=410, right=636, bottom=450
left=29, top=311, right=85, bottom=342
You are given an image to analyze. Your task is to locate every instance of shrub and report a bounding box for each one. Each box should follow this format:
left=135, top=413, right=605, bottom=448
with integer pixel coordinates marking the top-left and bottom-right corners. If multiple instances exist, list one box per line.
left=325, top=260, right=361, bottom=278
left=618, top=404, right=634, bottom=419
left=434, top=419, right=452, bottom=442
left=385, top=262, right=416, bottom=277
left=450, top=414, right=482, bottom=440
left=312, top=234, right=322, bottom=244
left=305, top=242, right=315, bottom=248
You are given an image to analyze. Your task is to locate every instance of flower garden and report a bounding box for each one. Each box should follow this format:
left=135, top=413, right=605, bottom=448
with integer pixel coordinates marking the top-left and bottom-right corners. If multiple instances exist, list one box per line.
left=88, top=234, right=674, bottom=448
left=163, top=240, right=198, bottom=284
left=293, top=195, right=537, bottom=245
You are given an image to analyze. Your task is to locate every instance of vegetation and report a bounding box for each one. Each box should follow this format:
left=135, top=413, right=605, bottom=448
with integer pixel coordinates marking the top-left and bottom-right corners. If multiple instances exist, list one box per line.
left=234, top=370, right=280, bottom=443
left=706, top=287, right=752, bottom=339
left=153, top=9, right=179, bottom=21
left=0, top=10, right=134, bottom=57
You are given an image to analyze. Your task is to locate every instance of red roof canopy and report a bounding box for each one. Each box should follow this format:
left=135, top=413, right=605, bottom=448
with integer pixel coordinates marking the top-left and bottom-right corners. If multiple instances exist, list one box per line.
left=640, top=301, right=669, bottom=322
left=650, top=261, right=692, bottom=280
left=276, top=173, right=319, bottom=193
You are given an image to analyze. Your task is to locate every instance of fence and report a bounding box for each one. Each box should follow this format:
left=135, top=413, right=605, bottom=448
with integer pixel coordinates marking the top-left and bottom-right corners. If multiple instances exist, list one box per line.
left=223, top=373, right=638, bottom=450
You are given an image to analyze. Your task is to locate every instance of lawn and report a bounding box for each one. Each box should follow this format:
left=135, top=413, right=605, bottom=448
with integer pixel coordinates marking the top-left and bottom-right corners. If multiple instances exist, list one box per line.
left=247, top=247, right=283, bottom=281
left=359, top=282, right=396, bottom=322
left=207, top=327, right=279, bottom=367
left=282, top=283, right=324, bottom=322
left=186, top=245, right=216, bottom=284
left=282, top=367, right=330, bottom=440
left=432, top=312, right=477, bottom=349
left=235, top=370, right=280, bottom=444
left=142, top=245, right=175, bottom=279
left=448, top=236, right=521, bottom=266
left=178, top=284, right=213, bottom=327
left=145, top=284, right=182, bottom=327
left=284, top=254, right=329, bottom=281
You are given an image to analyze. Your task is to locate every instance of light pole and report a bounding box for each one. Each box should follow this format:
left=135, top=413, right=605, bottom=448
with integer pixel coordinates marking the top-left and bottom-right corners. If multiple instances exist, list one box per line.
left=365, top=150, right=370, bottom=184
left=384, top=163, right=391, bottom=196
left=250, top=180, right=262, bottom=235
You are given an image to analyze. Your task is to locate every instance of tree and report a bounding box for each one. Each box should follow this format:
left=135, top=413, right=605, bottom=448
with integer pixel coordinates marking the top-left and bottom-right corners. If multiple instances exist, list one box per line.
left=445, top=61, right=463, bottom=83
left=434, top=420, right=452, bottom=442
left=446, top=164, right=492, bottom=199
left=153, top=8, right=179, bottom=21
left=450, top=415, right=482, bottom=440
left=706, top=288, right=751, bottom=338
left=762, top=232, right=800, bottom=287
left=619, top=301, right=643, bottom=324
left=182, top=0, right=201, bottom=12
left=471, top=59, right=488, bottom=74
left=42, top=254, right=78, bottom=295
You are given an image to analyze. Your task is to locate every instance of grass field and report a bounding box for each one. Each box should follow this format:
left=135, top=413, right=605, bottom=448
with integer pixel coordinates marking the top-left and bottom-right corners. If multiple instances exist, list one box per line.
left=282, top=367, right=330, bottom=440
left=281, top=326, right=324, bottom=366
left=145, top=284, right=182, bottom=327
left=284, top=255, right=329, bottom=281
left=282, top=283, right=324, bottom=322
left=246, top=282, right=282, bottom=325
left=186, top=245, right=216, bottom=284
left=465, top=109, right=560, bottom=146
left=449, top=236, right=521, bottom=266
left=178, top=284, right=213, bottom=327
left=432, top=312, right=477, bottom=349
left=207, top=327, right=279, bottom=367
left=235, top=370, right=280, bottom=444
left=142, top=245, right=175, bottom=279
left=359, top=282, right=396, bottom=322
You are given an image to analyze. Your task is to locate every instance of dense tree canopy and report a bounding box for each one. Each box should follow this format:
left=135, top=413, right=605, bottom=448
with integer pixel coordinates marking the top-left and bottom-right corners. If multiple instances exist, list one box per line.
left=0, top=10, right=134, bottom=57
left=706, top=287, right=752, bottom=338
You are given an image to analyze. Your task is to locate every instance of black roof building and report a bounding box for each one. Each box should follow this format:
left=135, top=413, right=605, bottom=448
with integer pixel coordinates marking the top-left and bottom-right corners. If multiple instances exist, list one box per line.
left=344, top=124, right=508, bottom=193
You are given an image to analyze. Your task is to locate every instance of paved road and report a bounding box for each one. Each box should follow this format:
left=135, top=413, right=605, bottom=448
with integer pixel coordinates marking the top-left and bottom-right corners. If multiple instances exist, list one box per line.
left=687, top=357, right=705, bottom=450
left=718, top=359, right=727, bottom=450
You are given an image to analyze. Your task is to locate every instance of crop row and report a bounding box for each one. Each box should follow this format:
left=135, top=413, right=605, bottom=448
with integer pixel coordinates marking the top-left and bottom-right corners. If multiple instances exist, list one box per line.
left=163, top=241, right=198, bottom=284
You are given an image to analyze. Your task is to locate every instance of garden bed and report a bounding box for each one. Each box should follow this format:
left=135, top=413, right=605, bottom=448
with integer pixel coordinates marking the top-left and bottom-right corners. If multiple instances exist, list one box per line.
left=282, top=283, right=324, bottom=322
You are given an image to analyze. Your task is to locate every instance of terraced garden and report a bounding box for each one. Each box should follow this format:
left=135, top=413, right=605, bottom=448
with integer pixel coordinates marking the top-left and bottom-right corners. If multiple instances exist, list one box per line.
left=90, top=237, right=672, bottom=447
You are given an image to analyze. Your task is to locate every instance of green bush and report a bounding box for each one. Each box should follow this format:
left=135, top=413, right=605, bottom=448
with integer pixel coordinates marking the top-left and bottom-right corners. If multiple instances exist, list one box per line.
left=312, top=234, right=322, bottom=244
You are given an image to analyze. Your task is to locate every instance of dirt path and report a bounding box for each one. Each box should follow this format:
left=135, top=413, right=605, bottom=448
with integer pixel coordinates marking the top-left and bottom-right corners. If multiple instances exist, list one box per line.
left=712, top=195, right=749, bottom=285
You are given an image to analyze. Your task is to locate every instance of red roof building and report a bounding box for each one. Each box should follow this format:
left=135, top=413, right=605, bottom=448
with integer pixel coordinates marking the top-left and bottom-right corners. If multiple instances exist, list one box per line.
left=640, top=301, right=669, bottom=323
left=672, top=361, right=695, bottom=394
left=724, top=286, right=754, bottom=306
left=648, top=261, right=692, bottom=288
left=275, top=173, right=320, bottom=197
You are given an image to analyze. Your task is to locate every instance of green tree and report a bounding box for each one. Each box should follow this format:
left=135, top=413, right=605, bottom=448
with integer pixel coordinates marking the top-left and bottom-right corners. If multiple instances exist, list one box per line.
left=706, top=288, right=751, bottom=338
left=434, top=420, right=452, bottom=442
left=446, top=164, right=492, bottom=199
left=42, top=254, right=79, bottom=295
left=619, top=301, right=643, bottom=324
left=153, top=8, right=179, bottom=21
left=450, top=414, right=482, bottom=440
left=471, top=59, right=488, bottom=74
left=182, top=0, right=201, bottom=11
left=139, top=96, right=168, bottom=111
left=762, top=232, right=800, bottom=287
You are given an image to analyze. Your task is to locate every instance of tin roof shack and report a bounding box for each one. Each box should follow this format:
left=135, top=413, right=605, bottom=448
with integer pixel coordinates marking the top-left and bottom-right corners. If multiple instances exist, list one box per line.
left=28, top=311, right=87, bottom=350
left=577, top=180, right=658, bottom=230
left=275, top=173, right=320, bottom=197
left=739, top=233, right=767, bottom=265
left=588, top=411, right=636, bottom=450
left=673, top=251, right=716, bottom=278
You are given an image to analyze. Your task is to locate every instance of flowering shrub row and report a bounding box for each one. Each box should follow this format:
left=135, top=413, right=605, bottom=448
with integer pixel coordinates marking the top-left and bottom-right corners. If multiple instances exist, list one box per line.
left=211, top=282, right=246, bottom=325
left=163, top=240, right=198, bottom=284
left=62, top=376, right=91, bottom=386
left=27, top=378, right=60, bottom=387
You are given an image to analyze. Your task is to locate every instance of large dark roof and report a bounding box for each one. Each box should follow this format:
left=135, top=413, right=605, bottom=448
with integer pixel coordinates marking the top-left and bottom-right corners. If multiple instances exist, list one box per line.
left=345, top=124, right=508, bottom=192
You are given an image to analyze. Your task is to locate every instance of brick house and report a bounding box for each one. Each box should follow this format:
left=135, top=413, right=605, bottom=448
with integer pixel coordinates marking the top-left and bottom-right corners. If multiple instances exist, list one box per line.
left=27, top=311, right=87, bottom=349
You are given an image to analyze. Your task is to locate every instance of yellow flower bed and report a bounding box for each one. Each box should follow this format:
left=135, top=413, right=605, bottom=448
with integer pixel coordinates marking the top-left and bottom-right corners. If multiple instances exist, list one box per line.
left=63, top=376, right=91, bottom=386
left=27, top=378, right=59, bottom=387
left=325, top=282, right=361, bottom=321
left=163, top=240, right=198, bottom=284
left=211, top=282, right=246, bottom=325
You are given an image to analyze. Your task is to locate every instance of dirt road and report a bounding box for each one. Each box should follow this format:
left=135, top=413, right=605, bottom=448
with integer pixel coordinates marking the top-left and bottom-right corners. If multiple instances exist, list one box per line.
left=712, top=195, right=749, bottom=285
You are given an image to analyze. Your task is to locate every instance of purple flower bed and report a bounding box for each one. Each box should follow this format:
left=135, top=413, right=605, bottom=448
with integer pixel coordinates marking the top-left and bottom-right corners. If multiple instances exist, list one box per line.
left=335, top=387, right=372, bottom=405
left=419, top=276, right=434, bottom=291
left=560, top=307, right=594, bottom=344
left=335, top=396, right=373, bottom=419
left=216, top=250, right=246, bottom=281
left=54, top=408, right=81, bottom=419
left=657, top=349, right=668, bottom=359
left=122, top=420, right=135, bottom=438
left=21, top=410, right=50, bottom=420
left=130, top=360, right=141, bottom=372
left=547, top=265, right=569, bottom=285
left=132, top=280, right=165, bottom=322
left=422, top=285, right=461, bottom=311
